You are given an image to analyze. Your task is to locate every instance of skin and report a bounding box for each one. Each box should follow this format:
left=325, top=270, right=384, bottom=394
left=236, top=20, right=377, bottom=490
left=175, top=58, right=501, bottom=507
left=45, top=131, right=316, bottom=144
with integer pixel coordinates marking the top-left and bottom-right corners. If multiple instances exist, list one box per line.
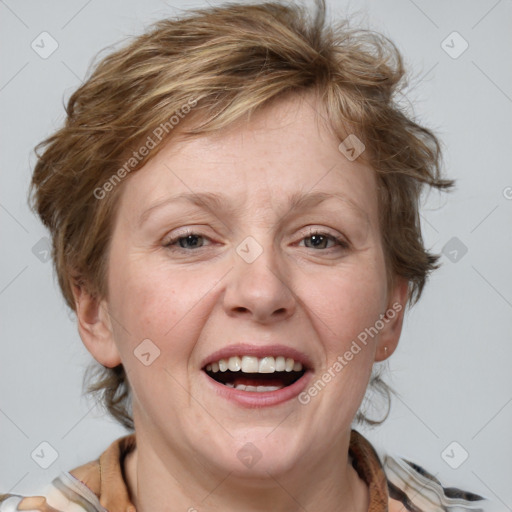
left=74, top=92, right=408, bottom=512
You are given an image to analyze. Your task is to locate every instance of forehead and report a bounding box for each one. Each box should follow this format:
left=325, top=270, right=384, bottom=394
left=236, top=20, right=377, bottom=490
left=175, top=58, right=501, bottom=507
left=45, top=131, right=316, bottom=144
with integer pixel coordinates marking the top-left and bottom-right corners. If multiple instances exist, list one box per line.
left=117, top=93, right=379, bottom=226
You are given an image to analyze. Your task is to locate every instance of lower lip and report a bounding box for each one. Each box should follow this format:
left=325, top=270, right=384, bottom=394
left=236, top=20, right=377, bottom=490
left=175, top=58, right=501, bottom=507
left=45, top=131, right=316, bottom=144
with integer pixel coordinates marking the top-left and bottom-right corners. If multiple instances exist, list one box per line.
left=202, top=370, right=312, bottom=408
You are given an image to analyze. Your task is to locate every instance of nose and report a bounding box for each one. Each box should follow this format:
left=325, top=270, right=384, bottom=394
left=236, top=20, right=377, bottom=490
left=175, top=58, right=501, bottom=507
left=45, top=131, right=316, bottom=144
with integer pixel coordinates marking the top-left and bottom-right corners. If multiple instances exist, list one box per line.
left=222, top=237, right=297, bottom=324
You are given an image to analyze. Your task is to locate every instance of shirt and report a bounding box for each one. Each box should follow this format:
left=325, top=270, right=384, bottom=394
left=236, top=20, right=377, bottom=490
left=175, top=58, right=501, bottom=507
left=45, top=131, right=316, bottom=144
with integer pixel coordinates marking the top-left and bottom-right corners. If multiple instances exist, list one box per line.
left=0, top=430, right=493, bottom=511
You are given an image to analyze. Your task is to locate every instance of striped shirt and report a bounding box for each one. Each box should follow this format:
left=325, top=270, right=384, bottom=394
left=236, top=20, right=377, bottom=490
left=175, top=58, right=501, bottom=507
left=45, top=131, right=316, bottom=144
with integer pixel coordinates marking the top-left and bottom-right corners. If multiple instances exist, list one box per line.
left=0, top=430, right=495, bottom=511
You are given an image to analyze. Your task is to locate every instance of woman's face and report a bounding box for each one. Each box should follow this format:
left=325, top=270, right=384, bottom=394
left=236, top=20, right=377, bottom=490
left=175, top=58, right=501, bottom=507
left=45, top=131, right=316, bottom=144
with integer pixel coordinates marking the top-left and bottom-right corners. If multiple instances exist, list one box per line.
left=83, top=93, right=407, bottom=479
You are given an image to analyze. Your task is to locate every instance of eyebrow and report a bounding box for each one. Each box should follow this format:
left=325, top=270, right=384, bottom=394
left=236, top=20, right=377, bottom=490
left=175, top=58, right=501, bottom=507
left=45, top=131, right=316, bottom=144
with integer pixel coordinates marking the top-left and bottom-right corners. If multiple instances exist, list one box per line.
left=138, top=190, right=369, bottom=227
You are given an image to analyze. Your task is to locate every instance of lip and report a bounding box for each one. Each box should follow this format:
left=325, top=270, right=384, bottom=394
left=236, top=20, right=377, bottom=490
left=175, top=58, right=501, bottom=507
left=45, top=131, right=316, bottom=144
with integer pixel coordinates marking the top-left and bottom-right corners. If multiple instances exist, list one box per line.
left=202, top=367, right=313, bottom=408
left=200, top=343, right=313, bottom=369
left=200, top=343, right=314, bottom=408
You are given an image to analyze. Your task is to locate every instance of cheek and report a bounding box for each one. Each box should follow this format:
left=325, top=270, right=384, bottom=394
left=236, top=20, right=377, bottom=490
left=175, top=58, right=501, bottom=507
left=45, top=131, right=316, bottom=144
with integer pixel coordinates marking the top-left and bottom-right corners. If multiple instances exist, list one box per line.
left=302, top=261, right=388, bottom=353
left=106, top=257, right=211, bottom=413
left=107, top=254, right=218, bottom=359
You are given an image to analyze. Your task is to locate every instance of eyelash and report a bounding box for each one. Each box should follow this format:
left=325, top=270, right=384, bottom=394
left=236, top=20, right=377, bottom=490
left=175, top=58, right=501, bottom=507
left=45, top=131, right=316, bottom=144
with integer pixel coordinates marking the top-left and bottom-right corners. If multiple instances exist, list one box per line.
left=162, top=228, right=349, bottom=252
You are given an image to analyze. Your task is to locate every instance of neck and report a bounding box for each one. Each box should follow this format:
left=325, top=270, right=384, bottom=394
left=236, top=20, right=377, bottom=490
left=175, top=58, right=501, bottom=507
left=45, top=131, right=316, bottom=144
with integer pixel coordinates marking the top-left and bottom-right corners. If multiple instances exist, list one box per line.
left=124, top=431, right=369, bottom=512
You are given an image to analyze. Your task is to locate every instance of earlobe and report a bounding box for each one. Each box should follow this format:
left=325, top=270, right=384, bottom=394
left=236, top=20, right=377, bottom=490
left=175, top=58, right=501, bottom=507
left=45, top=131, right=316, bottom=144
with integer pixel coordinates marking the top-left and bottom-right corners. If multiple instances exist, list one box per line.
left=374, top=277, right=409, bottom=362
left=72, top=282, right=122, bottom=368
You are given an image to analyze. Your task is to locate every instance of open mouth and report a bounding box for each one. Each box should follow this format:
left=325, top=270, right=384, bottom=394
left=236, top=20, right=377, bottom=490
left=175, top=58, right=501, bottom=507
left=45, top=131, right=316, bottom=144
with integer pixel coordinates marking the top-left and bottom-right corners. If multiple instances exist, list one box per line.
left=203, top=355, right=307, bottom=392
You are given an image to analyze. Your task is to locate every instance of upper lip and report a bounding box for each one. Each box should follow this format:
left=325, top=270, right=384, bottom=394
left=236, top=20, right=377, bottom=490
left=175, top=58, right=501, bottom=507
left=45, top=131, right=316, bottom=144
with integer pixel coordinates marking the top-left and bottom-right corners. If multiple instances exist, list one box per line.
left=201, top=343, right=313, bottom=370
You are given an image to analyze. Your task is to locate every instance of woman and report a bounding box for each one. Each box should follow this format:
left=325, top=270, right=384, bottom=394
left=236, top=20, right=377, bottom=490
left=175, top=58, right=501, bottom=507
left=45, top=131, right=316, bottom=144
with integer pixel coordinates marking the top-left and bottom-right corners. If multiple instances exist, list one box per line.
left=0, top=1, right=494, bottom=510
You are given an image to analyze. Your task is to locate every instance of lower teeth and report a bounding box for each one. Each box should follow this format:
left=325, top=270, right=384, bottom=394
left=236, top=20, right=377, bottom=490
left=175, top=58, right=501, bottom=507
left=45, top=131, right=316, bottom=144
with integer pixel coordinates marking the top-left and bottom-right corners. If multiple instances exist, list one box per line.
left=225, top=383, right=282, bottom=392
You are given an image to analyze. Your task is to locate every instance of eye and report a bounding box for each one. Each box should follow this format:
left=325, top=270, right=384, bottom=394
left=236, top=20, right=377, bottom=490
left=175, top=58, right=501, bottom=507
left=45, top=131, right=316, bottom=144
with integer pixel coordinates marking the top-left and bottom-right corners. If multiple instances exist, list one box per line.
left=162, top=228, right=350, bottom=253
left=163, top=230, right=211, bottom=251
left=299, top=230, right=349, bottom=251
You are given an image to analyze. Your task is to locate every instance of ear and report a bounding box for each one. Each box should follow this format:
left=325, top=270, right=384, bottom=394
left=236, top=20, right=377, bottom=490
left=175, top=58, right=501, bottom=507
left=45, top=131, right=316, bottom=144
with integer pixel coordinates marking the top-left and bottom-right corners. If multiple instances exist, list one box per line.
left=72, top=282, right=122, bottom=368
left=374, top=277, right=409, bottom=362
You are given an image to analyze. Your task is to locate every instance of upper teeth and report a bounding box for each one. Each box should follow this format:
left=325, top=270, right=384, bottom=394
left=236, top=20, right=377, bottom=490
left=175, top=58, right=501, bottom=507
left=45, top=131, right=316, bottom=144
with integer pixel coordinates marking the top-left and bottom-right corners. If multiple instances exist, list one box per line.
left=206, top=356, right=303, bottom=373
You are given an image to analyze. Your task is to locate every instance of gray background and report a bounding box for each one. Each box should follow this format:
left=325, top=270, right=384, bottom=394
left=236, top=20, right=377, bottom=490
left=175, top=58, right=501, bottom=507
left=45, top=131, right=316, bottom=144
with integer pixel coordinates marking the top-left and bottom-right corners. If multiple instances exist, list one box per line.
left=1, top=0, right=511, bottom=507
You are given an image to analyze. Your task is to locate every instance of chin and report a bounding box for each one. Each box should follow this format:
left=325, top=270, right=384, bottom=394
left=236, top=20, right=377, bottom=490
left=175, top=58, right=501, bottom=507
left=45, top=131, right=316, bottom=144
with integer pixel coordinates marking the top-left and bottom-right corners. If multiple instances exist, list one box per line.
left=198, top=428, right=306, bottom=480
left=222, top=450, right=298, bottom=481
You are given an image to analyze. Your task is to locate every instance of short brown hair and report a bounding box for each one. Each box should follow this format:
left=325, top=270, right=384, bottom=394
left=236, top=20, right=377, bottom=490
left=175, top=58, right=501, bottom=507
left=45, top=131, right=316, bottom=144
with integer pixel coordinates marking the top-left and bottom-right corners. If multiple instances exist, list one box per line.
left=29, top=0, right=453, bottom=430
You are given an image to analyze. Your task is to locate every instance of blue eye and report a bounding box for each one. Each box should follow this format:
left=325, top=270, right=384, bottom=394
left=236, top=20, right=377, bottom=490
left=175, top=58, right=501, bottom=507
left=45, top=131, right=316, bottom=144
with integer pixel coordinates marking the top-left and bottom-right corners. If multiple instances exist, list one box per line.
left=163, top=231, right=209, bottom=250
left=300, top=231, right=349, bottom=250
left=163, top=229, right=349, bottom=252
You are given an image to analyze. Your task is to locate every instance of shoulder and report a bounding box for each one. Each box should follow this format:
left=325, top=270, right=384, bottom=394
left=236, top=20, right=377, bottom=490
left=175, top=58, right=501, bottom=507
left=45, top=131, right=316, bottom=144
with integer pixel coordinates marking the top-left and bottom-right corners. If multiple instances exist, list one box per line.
left=0, top=469, right=106, bottom=512
left=0, top=434, right=135, bottom=512
left=381, top=451, right=497, bottom=512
